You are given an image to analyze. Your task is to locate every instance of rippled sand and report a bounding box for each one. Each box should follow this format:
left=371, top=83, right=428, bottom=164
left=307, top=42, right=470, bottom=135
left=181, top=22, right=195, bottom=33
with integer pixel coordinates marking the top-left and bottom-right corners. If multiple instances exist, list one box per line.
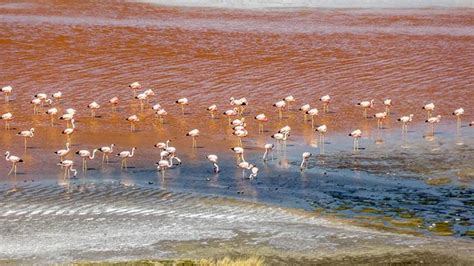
left=0, top=1, right=473, bottom=263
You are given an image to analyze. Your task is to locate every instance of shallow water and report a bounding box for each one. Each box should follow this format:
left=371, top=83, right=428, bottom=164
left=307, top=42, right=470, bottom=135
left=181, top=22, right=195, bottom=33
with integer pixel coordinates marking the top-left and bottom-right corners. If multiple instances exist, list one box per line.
left=0, top=0, right=473, bottom=263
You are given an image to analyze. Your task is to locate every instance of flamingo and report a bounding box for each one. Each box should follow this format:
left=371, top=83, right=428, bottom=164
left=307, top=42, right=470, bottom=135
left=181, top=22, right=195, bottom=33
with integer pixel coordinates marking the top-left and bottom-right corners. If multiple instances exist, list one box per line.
left=231, top=118, right=245, bottom=127
left=55, top=142, right=71, bottom=161
left=97, top=144, right=115, bottom=163
left=207, top=104, right=217, bottom=119
left=248, top=166, right=259, bottom=179
left=45, top=107, right=58, bottom=126
left=231, top=146, right=245, bottom=163
left=17, top=128, right=34, bottom=149
left=59, top=112, right=74, bottom=127
left=117, top=147, right=136, bottom=169
left=349, top=129, right=362, bottom=151
left=126, top=115, right=139, bottom=132
left=5, top=151, right=23, bottom=176
left=426, top=115, right=441, bottom=135
left=320, top=95, right=331, bottom=113
left=398, top=114, right=414, bottom=134
left=57, top=160, right=78, bottom=178
left=88, top=101, right=100, bottom=117
left=144, top=89, right=155, bottom=99
left=453, top=108, right=464, bottom=125
left=383, top=99, right=392, bottom=115
left=306, top=108, right=319, bottom=128
left=35, top=93, right=47, bottom=101
left=1, top=112, right=13, bottom=130
left=283, top=95, right=295, bottom=111
left=238, top=161, right=254, bottom=179
left=153, top=108, right=167, bottom=124
left=62, top=119, right=76, bottom=141
left=300, top=152, right=311, bottom=171
left=207, top=154, right=219, bottom=173
left=315, top=124, right=327, bottom=145
left=273, top=100, right=286, bottom=120
left=374, top=111, right=388, bottom=129
left=129, top=81, right=142, bottom=97
left=152, top=103, right=162, bottom=111
left=135, top=93, right=147, bottom=111
left=163, top=142, right=182, bottom=165
left=255, top=113, right=268, bottom=134
left=76, top=149, right=98, bottom=171
left=422, top=103, right=435, bottom=119
left=233, top=129, right=248, bottom=146
left=299, top=104, right=311, bottom=121
left=31, top=98, right=42, bottom=114
left=1, top=86, right=12, bottom=101
left=263, top=143, right=274, bottom=161
left=52, top=91, right=62, bottom=101
left=109, top=97, right=119, bottom=111
left=223, top=108, right=238, bottom=123
left=271, top=132, right=289, bottom=148
left=156, top=159, right=172, bottom=176
left=176, top=98, right=189, bottom=115
left=230, top=97, right=247, bottom=115
left=186, top=129, right=200, bottom=148
left=357, top=100, right=374, bottom=118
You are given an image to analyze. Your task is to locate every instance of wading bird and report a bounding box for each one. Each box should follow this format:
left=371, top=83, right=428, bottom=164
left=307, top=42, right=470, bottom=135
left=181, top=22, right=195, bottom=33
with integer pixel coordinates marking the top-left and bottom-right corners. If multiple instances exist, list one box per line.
left=117, top=147, right=136, bottom=170
left=1, top=112, right=13, bottom=130
left=88, top=101, right=100, bottom=117
left=186, top=129, right=200, bottom=148
left=55, top=142, right=71, bottom=161
left=45, top=107, right=58, bottom=126
left=207, top=104, right=217, bottom=119
left=98, top=144, right=115, bottom=163
left=374, top=111, right=387, bottom=129
left=273, top=100, right=286, bottom=120
left=62, top=119, right=75, bottom=141
left=126, top=115, right=139, bottom=132
left=109, top=96, right=119, bottom=111
left=207, top=154, right=219, bottom=173
left=31, top=98, right=42, bottom=114
left=238, top=161, right=253, bottom=179
left=383, top=99, right=392, bottom=115
left=176, top=98, right=189, bottom=115
left=1, top=86, right=12, bottom=101
left=306, top=108, right=319, bottom=128
left=426, top=115, right=441, bottom=135
left=315, top=124, right=327, bottom=146
left=57, top=160, right=77, bottom=178
left=129, top=81, right=142, bottom=97
left=422, top=103, right=435, bottom=119
left=263, top=143, right=274, bottom=162
left=357, top=100, right=374, bottom=118
left=52, top=91, right=62, bottom=101
left=255, top=113, right=268, bottom=134
left=248, top=166, right=259, bottom=179
left=5, top=151, right=23, bottom=176
left=299, top=104, right=311, bottom=121
left=76, top=149, right=98, bottom=171
left=398, top=114, right=414, bottom=134
left=283, top=95, right=295, bottom=111
left=135, top=92, right=147, bottom=112
left=223, top=108, right=238, bottom=123
left=453, top=108, right=464, bottom=125
left=156, top=159, right=172, bottom=176
left=300, top=152, right=311, bottom=171
left=320, top=95, right=331, bottom=113
left=349, top=129, right=362, bottom=151
left=231, top=146, right=245, bottom=163
left=17, top=128, right=34, bottom=149
left=155, top=108, right=167, bottom=123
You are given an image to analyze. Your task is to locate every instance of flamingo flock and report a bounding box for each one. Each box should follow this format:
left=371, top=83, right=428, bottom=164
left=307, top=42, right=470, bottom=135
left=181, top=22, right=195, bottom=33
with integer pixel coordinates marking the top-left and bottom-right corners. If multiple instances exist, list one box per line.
left=1, top=83, right=471, bottom=179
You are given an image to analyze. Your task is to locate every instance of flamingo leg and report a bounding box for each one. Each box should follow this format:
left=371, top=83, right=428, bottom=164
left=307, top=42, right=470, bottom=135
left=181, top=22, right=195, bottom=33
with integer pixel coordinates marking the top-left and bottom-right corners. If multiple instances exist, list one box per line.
left=14, top=164, right=17, bottom=175
left=8, top=163, right=14, bottom=176
left=24, top=138, right=27, bottom=149
left=311, top=116, right=314, bottom=129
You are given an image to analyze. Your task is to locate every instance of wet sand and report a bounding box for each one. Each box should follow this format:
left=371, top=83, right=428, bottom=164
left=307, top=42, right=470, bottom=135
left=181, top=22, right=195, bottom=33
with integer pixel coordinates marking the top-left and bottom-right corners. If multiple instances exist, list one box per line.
left=0, top=0, right=474, bottom=263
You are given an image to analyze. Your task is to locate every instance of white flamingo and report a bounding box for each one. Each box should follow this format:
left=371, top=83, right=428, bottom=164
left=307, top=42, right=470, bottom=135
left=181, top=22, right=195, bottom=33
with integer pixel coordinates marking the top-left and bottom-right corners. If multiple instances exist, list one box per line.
left=320, top=95, right=331, bottom=113
left=186, top=129, right=200, bottom=148
left=248, top=166, right=259, bottom=179
left=135, top=93, right=147, bottom=111
left=207, top=104, right=217, bottom=119
left=52, top=91, right=62, bottom=101
left=398, top=114, right=414, bottom=134
left=374, top=111, right=388, bottom=129
left=283, top=95, right=295, bottom=111
left=76, top=149, right=98, bottom=171
left=155, top=109, right=167, bottom=123
left=1, top=86, right=13, bottom=101
left=300, top=152, right=311, bottom=171
left=453, top=108, right=464, bottom=125
left=263, top=143, right=274, bottom=161
left=384, top=99, right=392, bottom=115
left=126, top=115, right=139, bottom=132
left=422, top=103, right=435, bottom=119
left=299, top=104, right=311, bottom=121
left=129, top=81, right=142, bottom=97
left=55, top=142, right=71, bottom=161
left=357, top=100, right=374, bottom=118
left=30, top=98, right=42, bottom=114
left=231, top=146, right=245, bottom=163
left=17, top=128, right=34, bottom=149
left=306, top=108, right=319, bottom=128
left=316, top=124, right=327, bottom=145
left=207, top=154, right=219, bottom=173
left=156, top=159, right=172, bottom=176
left=1, top=112, right=13, bottom=130
left=59, top=112, right=74, bottom=127
left=223, top=108, right=238, bottom=123
left=176, top=98, right=189, bottom=115
left=62, top=119, right=76, bottom=141
left=426, top=115, right=441, bottom=135
left=109, top=96, right=119, bottom=111
left=238, top=161, right=254, bottom=179
left=88, top=101, right=100, bottom=117
left=117, top=147, right=136, bottom=169
left=98, top=144, right=115, bottom=163
left=255, top=113, right=268, bottom=134
left=349, top=129, right=362, bottom=151
left=45, top=107, right=58, bottom=126
left=5, top=151, right=23, bottom=176
left=273, top=100, right=286, bottom=120
left=233, top=129, right=248, bottom=146
left=57, top=160, right=78, bottom=178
